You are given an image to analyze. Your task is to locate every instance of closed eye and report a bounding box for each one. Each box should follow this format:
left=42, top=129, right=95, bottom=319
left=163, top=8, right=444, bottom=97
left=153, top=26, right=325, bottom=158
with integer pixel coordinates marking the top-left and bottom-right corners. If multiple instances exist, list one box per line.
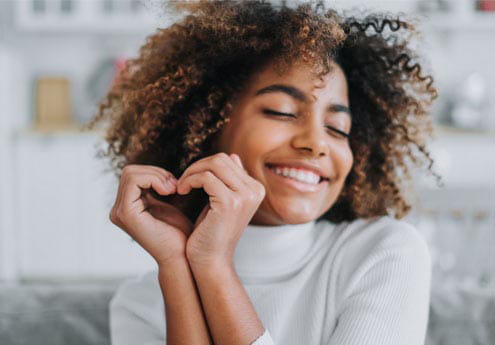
left=262, top=109, right=296, bottom=118
left=262, top=109, right=350, bottom=139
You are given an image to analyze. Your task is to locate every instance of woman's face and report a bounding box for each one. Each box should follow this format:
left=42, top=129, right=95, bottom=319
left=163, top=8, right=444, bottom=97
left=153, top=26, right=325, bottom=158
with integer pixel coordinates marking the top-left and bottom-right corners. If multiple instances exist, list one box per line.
left=214, top=60, right=354, bottom=225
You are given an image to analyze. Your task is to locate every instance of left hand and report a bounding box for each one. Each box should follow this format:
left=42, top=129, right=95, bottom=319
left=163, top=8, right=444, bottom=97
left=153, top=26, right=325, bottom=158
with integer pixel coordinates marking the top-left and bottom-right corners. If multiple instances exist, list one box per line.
left=176, top=152, right=266, bottom=267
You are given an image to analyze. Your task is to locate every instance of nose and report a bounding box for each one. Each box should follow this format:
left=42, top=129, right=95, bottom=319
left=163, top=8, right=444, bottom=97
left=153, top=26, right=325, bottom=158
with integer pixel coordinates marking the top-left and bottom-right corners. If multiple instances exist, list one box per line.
left=290, top=116, right=330, bottom=157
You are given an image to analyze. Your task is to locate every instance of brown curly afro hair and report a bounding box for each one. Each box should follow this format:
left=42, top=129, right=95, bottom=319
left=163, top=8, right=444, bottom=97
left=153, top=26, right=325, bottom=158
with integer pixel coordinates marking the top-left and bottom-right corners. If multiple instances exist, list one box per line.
left=86, top=0, right=442, bottom=224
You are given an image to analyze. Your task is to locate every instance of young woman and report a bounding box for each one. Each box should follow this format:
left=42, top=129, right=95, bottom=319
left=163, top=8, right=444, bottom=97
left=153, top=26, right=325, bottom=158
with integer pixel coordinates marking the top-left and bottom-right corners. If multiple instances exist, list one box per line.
left=88, top=1, right=441, bottom=344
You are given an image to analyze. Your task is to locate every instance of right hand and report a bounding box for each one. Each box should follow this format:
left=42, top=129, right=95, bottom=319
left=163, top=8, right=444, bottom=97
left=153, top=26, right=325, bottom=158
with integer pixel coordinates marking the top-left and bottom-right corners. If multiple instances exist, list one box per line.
left=109, top=164, right=194, bottom=265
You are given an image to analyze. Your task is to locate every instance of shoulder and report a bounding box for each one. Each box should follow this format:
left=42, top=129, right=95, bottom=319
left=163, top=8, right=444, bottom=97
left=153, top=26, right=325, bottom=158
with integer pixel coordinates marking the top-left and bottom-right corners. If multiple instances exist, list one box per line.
left=333, top=215, right=430, bottom=263
left=328, top=215, right=432, bottom=299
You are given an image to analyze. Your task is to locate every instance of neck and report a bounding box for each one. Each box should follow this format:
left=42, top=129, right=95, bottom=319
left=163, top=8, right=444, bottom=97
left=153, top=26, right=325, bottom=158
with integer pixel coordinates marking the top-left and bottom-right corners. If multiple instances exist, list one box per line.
left=233, top=219, right=323, bottom=281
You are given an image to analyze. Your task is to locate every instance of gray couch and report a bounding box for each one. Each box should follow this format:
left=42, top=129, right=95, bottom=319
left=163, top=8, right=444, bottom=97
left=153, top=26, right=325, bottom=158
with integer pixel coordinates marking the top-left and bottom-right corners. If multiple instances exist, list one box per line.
left=1, top=282, right=494, bottom=345
left=0, top=282, right=119, bottom=345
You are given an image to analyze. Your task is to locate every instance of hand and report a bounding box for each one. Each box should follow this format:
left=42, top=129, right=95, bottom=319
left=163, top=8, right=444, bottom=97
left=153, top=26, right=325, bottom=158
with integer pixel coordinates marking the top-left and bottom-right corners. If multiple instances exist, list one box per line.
left=176, top=153, right=266, bottom=267
left=109, top=165, right=194, bottom=266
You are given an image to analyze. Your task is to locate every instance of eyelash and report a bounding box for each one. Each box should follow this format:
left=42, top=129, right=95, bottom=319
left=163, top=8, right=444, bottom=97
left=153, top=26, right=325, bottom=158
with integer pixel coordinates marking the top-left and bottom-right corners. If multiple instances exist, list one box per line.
left=262, top=109, right=350, bottom=139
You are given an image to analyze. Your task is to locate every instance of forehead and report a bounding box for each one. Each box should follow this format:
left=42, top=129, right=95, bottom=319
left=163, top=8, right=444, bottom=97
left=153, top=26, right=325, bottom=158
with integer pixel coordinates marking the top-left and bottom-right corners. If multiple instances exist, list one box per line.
left=245, top=60, right=348, bottom=103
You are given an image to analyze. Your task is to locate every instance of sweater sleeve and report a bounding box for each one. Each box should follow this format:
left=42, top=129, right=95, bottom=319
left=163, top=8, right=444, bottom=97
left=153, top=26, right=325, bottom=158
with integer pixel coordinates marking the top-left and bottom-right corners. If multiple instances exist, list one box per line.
left=328, top=221, right=432, bottom=345
left=251, top=328, right=275, bottom=345
left=109, top=270, right=166, bottom=345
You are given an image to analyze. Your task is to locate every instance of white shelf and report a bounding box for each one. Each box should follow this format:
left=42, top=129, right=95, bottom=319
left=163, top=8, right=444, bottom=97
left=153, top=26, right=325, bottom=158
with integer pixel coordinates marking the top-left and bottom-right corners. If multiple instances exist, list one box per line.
left=433, top=124, right=495, bottom=137
left=422, top=12, right=495, bottom=32
left=13, top=125, right=104, bottom=138
left=14, top=0, right=163, bottom=34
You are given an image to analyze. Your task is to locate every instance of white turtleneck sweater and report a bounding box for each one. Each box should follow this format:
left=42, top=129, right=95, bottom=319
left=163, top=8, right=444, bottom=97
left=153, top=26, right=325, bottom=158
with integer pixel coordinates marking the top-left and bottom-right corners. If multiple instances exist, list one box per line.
left=109, top=215, right=432, bottom=345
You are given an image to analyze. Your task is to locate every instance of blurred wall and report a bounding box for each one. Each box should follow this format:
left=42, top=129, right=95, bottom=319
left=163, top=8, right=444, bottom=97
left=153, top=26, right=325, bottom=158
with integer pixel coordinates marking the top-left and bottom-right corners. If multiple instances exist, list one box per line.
left=0, top=0, right=494, bottom=284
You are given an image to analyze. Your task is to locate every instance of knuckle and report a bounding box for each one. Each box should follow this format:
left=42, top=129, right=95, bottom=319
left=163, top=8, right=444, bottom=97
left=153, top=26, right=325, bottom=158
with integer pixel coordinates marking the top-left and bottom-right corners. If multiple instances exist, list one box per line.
left=109, top=208, right=120, bottom=225
left=247, top=182, right=265, bottom=202
left=122, top=165, right=135, bottom=175
left=246, top=191, right=258, bottom=203
left=152, top=175, right=163, bottom=185
left=117, top=208, right=132, bottom=224
left=204, top=171, right=215, bottom=179
left=218, top=152, right=229, bottom=160
left=230, top=195, right=242, bottom=210
left=212, top=155, right=225, bottom=166
left=125, top=174, right=136, bottom=185
left=255, top=182, right=266, bottom=198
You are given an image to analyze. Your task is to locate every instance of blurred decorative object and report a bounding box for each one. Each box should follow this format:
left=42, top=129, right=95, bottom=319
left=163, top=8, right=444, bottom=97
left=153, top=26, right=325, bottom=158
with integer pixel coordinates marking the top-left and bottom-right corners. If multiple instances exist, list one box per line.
left=34, top=77, right=74, bottom=130
left=448, top=72, right=492, bottom=130
left=475, top=0, right=495, bottom=11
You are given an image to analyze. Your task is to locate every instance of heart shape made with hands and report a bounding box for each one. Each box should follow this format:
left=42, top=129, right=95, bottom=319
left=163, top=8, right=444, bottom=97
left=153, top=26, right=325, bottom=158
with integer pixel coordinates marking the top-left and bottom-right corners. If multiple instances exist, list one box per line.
left=142, top=153, right=266, bottom=264
left=147, top=153, right=245, bottom=226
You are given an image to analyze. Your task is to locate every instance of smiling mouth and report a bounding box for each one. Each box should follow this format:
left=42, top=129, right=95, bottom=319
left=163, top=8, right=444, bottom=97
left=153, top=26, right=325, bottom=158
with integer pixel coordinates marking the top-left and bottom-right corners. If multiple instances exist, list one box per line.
left=264, top=164, right=328, bottom=193
left=265, top=163, right=329, bottom=183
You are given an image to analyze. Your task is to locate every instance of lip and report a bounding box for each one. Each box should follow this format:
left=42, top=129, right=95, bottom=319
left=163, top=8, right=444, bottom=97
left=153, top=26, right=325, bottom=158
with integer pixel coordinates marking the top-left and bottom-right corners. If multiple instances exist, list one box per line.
left=265, top=165, right=328, bottom=193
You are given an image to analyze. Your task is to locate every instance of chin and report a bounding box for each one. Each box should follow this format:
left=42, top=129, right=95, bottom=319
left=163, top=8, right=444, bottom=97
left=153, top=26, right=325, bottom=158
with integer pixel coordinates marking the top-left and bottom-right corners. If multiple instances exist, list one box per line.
left=250, top=202, right=316, bottom=225
left=266, top=204, right=321, bottom=225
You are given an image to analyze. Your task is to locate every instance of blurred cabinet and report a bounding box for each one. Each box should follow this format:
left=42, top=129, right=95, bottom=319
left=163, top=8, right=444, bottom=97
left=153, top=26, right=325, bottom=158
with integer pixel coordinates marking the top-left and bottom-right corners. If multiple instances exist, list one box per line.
left=10, top=130, right=155, bottom=282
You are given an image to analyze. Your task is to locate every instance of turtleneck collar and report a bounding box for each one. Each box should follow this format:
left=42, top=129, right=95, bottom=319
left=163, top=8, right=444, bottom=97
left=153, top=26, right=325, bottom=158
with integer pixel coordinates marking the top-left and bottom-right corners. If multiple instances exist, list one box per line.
left=233, top=219, right=322, bottom=281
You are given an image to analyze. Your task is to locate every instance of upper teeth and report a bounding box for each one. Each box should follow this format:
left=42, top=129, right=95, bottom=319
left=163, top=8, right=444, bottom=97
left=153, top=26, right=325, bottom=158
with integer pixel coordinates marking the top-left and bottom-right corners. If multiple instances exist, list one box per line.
left=271, top=166, right=320, bottom=185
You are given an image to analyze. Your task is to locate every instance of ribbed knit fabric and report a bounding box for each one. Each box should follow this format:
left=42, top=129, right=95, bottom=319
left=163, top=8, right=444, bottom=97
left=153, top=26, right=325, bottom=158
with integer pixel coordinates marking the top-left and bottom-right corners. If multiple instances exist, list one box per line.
left=109, top=215, right=432, bottom=345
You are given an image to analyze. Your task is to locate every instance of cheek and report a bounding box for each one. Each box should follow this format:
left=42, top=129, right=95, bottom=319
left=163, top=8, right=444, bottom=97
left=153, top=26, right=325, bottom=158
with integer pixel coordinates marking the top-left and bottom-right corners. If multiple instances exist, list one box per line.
left=334, top=144, right=354, bottom=178
left=239, top=120, right=289, bottom=157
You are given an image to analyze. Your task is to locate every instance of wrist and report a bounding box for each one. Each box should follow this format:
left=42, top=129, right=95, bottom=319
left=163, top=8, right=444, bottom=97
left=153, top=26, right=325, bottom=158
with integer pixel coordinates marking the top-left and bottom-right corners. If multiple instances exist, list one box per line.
left=189, top=255, right=235, bottom=277
left=157, top=252, right=188, bottom=270
left=157, top=256, right=191, bottom=286
left=186, top=245, right=234, bottom=270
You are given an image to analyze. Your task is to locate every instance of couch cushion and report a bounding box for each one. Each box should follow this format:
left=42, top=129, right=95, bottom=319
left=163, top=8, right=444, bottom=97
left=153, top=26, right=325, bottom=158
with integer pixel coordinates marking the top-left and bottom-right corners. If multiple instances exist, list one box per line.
left=0, top=282, right=120, bottom=345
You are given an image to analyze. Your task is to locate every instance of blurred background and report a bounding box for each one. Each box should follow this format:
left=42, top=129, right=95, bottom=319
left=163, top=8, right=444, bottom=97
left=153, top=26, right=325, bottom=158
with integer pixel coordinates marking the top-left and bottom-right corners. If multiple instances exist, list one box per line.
left=0, top=0, right=494, bottom=344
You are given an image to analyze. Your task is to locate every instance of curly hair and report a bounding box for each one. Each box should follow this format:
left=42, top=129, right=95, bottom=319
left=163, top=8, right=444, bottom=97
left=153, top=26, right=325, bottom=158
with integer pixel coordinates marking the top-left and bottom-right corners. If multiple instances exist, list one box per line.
left=86, top=0, right=442, bottom=224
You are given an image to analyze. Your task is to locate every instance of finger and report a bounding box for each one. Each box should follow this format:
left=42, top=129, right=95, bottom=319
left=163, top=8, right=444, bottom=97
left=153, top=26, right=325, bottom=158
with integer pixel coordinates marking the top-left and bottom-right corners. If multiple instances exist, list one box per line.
left=116, top=166, right=176, bottom=215
left=228, top=153, right=252, bottom=184
left=231, top=153, right=244, bottom=170
left=125, top=164, right=178, bottom=185
left=177, top=170, right=230, bottom=200
left=121, top=173, right=175, bottom=209
left=145, top=165, right=178, bottom=183
left=226, top=153, right=254, bottom=187
left=218, top=153, right=252, bottom=188
left=143, top=188, right=176, bottom=208
left=178, top=154, right=244, bottom=192
left=227, top=154, right=265, bottom=200
left=126, top=166, right=178, bottom=191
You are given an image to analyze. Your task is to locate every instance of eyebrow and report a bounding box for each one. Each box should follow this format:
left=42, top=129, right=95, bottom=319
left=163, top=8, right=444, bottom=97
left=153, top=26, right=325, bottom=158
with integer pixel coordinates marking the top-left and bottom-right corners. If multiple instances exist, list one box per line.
left=254, top=84, right=352, bottom=117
